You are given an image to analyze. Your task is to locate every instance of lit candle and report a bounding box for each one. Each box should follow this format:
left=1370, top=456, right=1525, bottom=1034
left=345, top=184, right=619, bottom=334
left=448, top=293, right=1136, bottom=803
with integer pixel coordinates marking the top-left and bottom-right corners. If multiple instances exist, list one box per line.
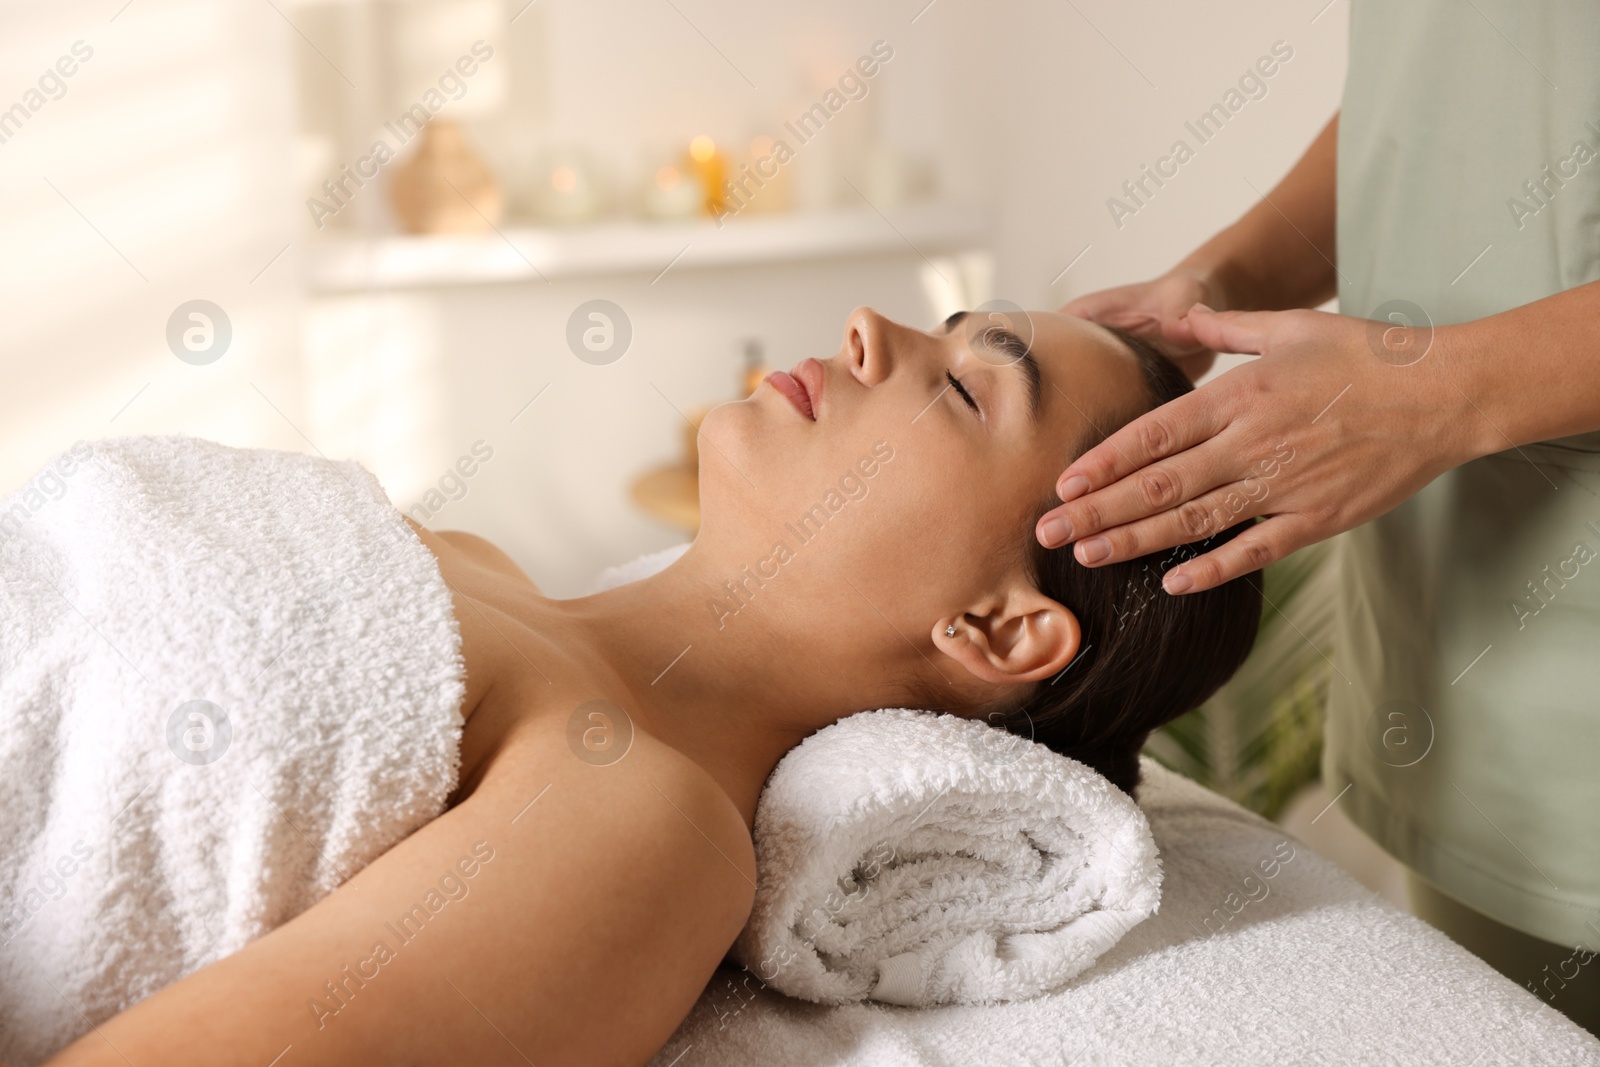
left=686, top=134, right=727, bottom=216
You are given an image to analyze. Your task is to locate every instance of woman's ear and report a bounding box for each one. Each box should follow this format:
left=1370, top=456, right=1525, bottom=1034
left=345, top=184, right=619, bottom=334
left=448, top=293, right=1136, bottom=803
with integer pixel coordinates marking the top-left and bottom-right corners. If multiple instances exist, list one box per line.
left=932, top=584, right=1081, bottom=685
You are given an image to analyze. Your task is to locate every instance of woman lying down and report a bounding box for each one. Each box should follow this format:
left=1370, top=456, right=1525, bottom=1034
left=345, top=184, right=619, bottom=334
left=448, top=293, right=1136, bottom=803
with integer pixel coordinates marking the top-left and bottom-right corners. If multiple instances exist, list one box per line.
left=1, top=306, right=1260, bottom=1067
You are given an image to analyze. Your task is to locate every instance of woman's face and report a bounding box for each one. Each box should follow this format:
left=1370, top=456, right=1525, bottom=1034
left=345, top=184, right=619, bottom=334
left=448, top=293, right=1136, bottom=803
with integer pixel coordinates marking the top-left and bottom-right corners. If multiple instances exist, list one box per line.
left=695, top=306, right=1149, bottom=692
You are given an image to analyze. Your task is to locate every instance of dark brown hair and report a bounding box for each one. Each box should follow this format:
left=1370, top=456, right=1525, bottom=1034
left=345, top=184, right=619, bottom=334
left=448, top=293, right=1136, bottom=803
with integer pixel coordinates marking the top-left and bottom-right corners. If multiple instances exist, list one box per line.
left=993, top=326, right=1262, bottom=797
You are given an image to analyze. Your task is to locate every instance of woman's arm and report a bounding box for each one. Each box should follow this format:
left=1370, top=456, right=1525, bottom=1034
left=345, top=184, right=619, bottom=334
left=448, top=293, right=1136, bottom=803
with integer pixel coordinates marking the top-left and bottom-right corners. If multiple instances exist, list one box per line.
left=44, top=722, right=755, bottom=1067
left=1059, top=113, right=1339, bottom=379
left=1177, top=111, right=1340, bottom=315
left=1442, top=278, right=1600, bottom=455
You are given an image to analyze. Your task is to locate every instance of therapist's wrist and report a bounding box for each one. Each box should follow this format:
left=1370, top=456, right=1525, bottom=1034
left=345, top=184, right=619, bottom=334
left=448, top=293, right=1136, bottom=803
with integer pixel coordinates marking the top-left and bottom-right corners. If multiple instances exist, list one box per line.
left=1170, top=249, right=1292, bottom=316
left=1175, top=220, right=1339, bottom=314
left=1173, top=215, right=1298, bottom=313
left=1167, top=258, right=1243, bottom=314
left=1149, top=261, right=1252, bottom=325
left=1426, top=320, right=1504, bottom=467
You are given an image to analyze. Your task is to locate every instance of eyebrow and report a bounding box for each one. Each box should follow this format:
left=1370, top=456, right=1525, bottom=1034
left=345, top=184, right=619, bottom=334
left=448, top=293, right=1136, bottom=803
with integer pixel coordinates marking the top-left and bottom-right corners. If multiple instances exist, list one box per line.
left=941, top=310, right=1043, bottom=423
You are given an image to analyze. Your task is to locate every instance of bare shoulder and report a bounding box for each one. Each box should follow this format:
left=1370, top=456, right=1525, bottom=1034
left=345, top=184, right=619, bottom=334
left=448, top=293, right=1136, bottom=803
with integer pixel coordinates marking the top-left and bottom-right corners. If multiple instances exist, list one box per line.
left=403, top=515, right=539, bottom=590
left=46, top=717, right=753, bottom=1067
left=479, top=714, right=758, bottom=899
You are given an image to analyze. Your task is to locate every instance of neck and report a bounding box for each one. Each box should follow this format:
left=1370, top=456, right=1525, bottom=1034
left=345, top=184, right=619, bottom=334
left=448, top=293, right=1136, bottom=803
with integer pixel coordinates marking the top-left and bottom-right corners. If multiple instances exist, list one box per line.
left=534, top=541, right=876, bottom=826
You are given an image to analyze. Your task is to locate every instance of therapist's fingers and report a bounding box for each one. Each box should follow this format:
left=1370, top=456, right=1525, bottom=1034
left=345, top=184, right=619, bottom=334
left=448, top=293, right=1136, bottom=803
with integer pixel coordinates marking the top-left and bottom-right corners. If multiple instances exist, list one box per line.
left=1060, top=470, right=1276, bottom=567
left=1062, top=280, right=1213, bottom=360
left=1184, top=304, right=1282, bottom=357
left=1097, top=310, right=1208, bottom=362
left=1059, top=285, right=1135, bottom=321
left=1151, top=312, right=1208, bottom=358
left=1039, top=432, right=1248, bottom=554
left=1050, top=385, right=1230, bottom=508
left=1160, top=513, right=1315, bottom=595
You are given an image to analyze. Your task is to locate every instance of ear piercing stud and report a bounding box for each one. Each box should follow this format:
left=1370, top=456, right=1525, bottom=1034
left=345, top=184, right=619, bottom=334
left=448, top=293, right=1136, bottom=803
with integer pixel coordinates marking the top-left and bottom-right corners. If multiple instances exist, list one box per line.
left=945, top=624, right=958, bottom=637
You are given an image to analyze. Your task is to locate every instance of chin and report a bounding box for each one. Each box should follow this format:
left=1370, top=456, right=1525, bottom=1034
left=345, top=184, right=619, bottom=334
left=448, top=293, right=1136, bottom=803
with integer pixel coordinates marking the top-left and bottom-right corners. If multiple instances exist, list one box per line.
left=702, top=405, right=906, bottom=559
left=699, top=391, right=803, bottom=481
left=692, top=400, right=762, bottom=524
left=695, top=395, right=823, bottom=534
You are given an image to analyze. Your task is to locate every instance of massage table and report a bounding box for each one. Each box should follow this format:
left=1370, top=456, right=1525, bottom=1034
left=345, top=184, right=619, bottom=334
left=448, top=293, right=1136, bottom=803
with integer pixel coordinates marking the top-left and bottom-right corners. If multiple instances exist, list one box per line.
left=650, top=758, right=1600, bottom=1066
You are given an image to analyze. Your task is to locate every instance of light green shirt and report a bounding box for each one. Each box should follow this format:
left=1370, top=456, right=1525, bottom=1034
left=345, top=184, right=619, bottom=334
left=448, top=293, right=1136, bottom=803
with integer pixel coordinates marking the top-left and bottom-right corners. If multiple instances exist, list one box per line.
left=1327, top=1, right=1600, bottom=948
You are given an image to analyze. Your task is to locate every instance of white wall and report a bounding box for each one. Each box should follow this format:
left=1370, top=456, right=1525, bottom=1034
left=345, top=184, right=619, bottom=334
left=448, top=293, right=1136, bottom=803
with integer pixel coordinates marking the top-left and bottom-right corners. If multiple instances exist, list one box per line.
left=0, top=0, right=303, bottom=480
left=939, top=0, right=1348, bottom=309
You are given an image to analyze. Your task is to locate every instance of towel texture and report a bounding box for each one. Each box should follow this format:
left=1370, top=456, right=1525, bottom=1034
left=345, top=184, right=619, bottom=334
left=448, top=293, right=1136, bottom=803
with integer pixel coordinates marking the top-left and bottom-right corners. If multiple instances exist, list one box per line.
left=730, top=708, right=1161, bottom=1007
left=652, top=758, right=1600, bottom=1066
left=588, top=541, right=691, bottom=594
left=0, top=435, right=466, bottom=1067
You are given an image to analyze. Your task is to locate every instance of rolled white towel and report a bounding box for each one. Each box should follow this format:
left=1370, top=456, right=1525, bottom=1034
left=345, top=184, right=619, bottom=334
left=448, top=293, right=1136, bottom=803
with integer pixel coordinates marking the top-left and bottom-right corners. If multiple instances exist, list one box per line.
left=588, top=550, right=1161, bottom=1008
left=728, top=708, right=1162, bottom=1007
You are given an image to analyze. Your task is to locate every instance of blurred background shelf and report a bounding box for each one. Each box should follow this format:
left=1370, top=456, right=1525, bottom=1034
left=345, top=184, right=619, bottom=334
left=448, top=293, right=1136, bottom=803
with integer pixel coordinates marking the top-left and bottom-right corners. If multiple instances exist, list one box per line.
left=306, top=201, right=990, bottom=291
left=629, top=462, right=700, bottom=533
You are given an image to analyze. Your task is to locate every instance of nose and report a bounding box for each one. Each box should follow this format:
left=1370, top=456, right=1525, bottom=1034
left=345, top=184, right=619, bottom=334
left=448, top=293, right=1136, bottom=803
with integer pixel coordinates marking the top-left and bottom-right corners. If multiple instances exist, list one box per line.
left=843, top=306, right=892, bottom=387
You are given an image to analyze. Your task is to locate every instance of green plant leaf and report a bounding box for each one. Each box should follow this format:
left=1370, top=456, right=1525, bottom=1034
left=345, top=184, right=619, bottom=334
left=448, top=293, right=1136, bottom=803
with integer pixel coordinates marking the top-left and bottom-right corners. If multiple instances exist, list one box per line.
left=1144, top=535, right=1339, bottom=820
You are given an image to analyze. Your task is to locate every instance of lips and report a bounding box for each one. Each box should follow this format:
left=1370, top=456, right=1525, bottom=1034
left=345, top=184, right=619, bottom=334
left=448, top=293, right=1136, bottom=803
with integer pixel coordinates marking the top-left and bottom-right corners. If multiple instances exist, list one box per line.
left=766, top=358, right=823, bottom=421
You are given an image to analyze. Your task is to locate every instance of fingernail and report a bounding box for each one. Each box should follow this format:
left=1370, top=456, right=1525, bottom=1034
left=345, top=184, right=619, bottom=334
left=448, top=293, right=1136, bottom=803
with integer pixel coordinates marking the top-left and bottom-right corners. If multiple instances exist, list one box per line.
left=1077, top=536, right=1111, bottom=565
left=1038, top=515, right=1073, bottom=547
left=1164, top=570, right=1193, bottom=594
left=1190, top=303, right=1214, bottom=314
left=1058, top=474, right=1089, bottom=501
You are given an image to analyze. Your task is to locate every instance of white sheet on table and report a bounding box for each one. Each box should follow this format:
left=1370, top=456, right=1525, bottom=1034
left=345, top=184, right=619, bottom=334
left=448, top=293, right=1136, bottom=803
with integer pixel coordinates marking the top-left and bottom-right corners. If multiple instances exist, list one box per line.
left=649, top=758, right=1600, bottom=1067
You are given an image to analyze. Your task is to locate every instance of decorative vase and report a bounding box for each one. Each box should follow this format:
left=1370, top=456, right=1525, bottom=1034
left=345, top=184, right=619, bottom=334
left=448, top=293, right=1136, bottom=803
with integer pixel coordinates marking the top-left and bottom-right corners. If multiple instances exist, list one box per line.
left=390, top=120, right=504, bottom=235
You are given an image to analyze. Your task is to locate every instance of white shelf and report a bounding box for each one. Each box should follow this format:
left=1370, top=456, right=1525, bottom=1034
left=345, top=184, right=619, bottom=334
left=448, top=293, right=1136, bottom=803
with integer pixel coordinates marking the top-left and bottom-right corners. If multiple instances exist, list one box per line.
left=306, top=201, right=990, bottom=291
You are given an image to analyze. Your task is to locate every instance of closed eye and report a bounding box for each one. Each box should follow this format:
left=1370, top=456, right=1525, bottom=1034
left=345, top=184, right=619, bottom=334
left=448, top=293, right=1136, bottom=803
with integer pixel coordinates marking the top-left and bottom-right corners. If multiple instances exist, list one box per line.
left=946, top=371, right=980, bottom=416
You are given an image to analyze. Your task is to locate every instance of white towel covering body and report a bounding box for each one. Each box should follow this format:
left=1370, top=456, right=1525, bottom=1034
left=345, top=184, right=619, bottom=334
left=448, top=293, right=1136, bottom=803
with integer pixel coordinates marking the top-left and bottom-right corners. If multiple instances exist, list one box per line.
left=0, top=435, right=466, bottom=1067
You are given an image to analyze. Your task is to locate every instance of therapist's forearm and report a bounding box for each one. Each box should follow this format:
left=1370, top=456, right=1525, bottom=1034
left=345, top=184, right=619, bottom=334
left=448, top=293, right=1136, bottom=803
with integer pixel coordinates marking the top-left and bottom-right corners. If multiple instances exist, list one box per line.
left=1445, top=279, right=1600, bottom=460
left=1175, top=113, right=1340, bottom=314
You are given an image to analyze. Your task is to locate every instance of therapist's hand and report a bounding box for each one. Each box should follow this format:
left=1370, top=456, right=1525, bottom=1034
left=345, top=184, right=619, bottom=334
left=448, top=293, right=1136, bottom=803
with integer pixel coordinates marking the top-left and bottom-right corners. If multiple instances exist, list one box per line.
left=1059, top=267, right=1225, bottom=382
left=1035, top=304, right=1483, bottom=594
